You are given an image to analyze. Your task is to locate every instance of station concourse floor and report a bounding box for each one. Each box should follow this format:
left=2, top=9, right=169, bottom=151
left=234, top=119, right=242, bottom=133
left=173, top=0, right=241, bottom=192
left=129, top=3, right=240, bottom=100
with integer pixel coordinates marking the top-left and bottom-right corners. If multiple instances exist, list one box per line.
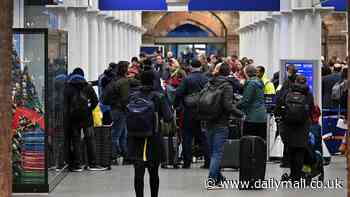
left=50, top=156, right=346, bottom=197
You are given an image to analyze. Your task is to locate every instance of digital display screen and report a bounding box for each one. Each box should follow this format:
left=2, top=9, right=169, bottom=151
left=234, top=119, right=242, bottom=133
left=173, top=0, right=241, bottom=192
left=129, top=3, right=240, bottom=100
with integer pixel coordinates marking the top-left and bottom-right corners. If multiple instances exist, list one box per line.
left=286, top=63, right=313, bottom=91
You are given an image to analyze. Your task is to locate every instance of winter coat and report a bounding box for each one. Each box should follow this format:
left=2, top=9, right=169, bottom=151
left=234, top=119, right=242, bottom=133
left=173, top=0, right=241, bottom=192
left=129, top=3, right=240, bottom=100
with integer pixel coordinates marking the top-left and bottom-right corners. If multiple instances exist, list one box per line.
left=206, top=76, right=243, bottom=129
left=127, top=86, right=173, bottom=164
left=174, top=71, right=208, bottom=108
left=237, top=76, right=267, bottom=123
left=64, top=74, right=98, bottom=128
left=275, top=83, right=314, bottom=148
left=103, top=76, right=130, bottom=112
left=322, top=72, right=342, bottom=108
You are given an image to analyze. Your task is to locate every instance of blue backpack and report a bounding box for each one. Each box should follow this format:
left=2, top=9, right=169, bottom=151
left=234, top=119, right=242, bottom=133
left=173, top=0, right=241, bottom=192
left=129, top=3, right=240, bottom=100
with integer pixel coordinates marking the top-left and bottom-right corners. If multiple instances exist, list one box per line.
left=127, top=93, right=158, bottom=137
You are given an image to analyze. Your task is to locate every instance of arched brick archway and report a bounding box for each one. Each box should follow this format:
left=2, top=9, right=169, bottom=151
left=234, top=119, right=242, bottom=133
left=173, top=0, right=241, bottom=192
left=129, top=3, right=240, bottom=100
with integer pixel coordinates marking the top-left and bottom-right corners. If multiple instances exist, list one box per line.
left=151, top=12, right=226, bottom=37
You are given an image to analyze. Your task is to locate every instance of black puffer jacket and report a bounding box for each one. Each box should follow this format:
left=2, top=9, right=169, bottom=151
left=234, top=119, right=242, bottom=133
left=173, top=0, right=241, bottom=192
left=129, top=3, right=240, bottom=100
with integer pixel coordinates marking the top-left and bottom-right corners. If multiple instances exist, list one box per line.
left=64, top=74, right=98, bottom=128
left=206, top=76, right=243, bottom=129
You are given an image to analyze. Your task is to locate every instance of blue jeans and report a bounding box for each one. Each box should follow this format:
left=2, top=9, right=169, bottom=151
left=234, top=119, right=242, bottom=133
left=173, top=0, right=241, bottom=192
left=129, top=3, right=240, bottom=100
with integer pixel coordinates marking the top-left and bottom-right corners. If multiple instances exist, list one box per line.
left=111, top=110, right=128, bottom=158
left=207, top=127, right=229, bottom=183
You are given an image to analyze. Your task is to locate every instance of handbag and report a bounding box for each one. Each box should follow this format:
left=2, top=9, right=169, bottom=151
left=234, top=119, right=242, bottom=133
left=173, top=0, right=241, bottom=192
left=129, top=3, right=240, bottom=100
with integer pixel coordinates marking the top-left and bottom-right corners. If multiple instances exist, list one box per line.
left=92, top=105, right=103, bottom=127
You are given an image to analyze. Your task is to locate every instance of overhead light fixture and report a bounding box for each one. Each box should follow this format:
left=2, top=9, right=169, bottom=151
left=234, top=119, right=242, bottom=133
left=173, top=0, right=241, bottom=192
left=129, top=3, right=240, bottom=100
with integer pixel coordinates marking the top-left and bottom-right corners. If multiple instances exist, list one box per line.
left=166, top=0, right=189, bottom=11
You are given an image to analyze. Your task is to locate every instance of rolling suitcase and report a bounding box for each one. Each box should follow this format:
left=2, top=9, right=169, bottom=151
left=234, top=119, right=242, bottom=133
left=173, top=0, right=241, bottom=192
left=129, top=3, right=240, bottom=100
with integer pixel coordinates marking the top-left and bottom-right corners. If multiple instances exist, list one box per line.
left=220, top=117, right=243, bottom=169
left=162, top=136, right=180, bottom=169
left=161, top=111, right=180, bottom=169
left=94, top=125, right=113, bottom=170
left=239, top=136, right=266, bottom=190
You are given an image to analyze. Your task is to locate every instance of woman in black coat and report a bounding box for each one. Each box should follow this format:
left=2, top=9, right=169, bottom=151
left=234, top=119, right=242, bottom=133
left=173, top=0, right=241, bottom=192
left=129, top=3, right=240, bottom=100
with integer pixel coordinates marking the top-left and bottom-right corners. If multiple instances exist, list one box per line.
left=275, top=75, right=314, bottom=181
left=128, top=70, right=173, bottom=197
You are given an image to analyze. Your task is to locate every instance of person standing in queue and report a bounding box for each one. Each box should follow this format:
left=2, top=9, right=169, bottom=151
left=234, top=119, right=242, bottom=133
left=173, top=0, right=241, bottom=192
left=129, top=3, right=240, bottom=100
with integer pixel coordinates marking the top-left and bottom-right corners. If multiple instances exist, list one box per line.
left=275, top=75, right=314, bottom=182
left=237, top=65, right=267, bottom=141
left=128, top=70, right=173, bottom=197
left=174, top=60, right=210, bottom=169
left=102, top=61, right=130, bottom=163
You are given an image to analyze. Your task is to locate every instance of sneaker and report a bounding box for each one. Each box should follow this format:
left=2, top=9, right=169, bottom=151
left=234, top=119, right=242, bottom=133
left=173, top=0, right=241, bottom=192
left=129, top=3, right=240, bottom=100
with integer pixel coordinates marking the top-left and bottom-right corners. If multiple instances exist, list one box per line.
left=70, top=166, right=83, bottom=172
left=87, top=165, right=108, bottom=171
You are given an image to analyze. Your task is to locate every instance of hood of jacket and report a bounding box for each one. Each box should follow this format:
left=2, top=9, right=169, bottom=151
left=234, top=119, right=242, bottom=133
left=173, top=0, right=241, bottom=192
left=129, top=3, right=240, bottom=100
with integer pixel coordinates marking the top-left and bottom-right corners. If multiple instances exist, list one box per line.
left=209, top=76, right=231, bottom=87
left=68, top=74, right=88, bottom=88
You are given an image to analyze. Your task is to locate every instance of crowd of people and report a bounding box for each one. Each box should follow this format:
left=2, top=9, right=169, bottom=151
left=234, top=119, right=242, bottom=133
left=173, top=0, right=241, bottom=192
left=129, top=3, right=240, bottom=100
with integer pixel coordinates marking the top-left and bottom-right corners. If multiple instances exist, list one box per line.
left=61, top=51, right=348, bottom=196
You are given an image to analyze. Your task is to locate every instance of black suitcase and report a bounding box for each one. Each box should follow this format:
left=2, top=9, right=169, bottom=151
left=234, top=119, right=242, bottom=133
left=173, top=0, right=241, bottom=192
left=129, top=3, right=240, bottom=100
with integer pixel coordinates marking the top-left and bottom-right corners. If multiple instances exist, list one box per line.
left=162, top=136, right=180, bottom=169
left=220, top=117, right=242, bottom=169
left=94, top=125, right=113, bottom=170
left=239, top=136, right=266, bottom=190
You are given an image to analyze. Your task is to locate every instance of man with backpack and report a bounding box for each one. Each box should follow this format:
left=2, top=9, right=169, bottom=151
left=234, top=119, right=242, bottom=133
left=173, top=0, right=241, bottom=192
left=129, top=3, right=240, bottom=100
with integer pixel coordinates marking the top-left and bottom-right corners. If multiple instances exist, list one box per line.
left=198, top=63, right=243, bottom=189
left=103, top=61, right=130, bottom=163
left=174, top=60, right=210, bottom=169
left=64, top=68, right=107, bottom=172
left=127, top=70, right=173, bottom=197
left=275, top=75, right=314, bottom=182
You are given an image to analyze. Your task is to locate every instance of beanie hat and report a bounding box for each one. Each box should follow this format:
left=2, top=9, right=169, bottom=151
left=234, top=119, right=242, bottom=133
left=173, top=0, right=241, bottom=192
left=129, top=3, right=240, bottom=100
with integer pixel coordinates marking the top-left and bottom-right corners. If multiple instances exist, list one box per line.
left=72, top=67, right=84, bottom=77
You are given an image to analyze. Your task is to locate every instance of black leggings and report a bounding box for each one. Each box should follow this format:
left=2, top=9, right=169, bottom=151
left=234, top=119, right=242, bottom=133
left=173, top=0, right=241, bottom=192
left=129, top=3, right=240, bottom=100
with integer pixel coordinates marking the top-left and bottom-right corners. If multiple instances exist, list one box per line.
left=134, top=162, right=160, bottom=197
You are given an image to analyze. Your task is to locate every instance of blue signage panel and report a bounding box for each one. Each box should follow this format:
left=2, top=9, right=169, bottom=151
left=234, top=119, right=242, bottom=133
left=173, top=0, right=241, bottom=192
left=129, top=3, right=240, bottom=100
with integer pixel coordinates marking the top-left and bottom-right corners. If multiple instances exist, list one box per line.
left=285, top=62, right=314, bottom=92
left=322, top=0, right=347, bottom=12
left=188, top=0, right=280, bottom=11
left=99, top=0, right=167, bottom=10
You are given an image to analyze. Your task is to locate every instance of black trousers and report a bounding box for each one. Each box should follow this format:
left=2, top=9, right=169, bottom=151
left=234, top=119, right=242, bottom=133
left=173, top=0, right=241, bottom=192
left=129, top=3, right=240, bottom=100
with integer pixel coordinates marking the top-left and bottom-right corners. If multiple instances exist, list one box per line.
left=134, top=161, right=160, bottom=197
left=243, top=121, right=267, bottom=141
left=65, top=126, right=97, bottom=168
left=182, top=112, right=210, bottom=166
left=288, top=147, right=305, bottom=181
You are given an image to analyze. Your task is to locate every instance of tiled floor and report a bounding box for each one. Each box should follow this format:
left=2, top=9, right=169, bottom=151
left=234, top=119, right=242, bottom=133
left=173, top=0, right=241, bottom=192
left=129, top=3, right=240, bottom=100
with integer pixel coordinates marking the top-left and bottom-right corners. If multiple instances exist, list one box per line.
left=50, top=156, right=346, bottom=197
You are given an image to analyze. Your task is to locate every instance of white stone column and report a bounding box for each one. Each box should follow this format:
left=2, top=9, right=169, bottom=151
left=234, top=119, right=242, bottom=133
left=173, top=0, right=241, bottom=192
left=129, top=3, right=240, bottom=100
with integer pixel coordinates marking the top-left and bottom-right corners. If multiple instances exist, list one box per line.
left=106, top=17, right=113, bottom=64
left=79, top=9, right=90, bottom=80
left=67, top=8, right=78, bottom=73
left=116, top=23, right=122, bottom=62
left=98, top=13, right=107, bottom=74
left=88, top=10, right=99, bottom=81
left=112, top=20, right=118, bottom=62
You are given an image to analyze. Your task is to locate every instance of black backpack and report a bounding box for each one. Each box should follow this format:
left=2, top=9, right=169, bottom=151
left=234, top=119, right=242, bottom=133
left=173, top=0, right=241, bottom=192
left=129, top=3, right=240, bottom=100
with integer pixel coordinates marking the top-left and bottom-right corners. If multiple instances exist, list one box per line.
left=197, top=82, right=226, bottom=121
left=70, top=87, right=90, bottom=122
left=126, top=93, right=158, bottom=138
left=284, top=91, right=309, bottom=125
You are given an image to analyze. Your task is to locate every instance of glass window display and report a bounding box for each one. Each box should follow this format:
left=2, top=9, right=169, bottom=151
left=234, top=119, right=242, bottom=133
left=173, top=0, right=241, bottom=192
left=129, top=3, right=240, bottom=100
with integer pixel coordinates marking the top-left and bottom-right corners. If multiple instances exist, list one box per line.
left=11, top=29, right=68, bottom=193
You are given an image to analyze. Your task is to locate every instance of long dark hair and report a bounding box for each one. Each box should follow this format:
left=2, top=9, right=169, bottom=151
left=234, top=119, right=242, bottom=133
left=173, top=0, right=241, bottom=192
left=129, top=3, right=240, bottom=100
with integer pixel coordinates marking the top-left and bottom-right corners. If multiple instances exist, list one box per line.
left=117, top=61, right=129, bottom=77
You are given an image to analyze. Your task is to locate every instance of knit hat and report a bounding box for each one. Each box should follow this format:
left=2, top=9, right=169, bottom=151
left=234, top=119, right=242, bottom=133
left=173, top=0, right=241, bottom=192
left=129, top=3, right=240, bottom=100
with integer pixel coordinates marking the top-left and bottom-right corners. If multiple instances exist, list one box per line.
left=72, top=67, right=85, bottom=77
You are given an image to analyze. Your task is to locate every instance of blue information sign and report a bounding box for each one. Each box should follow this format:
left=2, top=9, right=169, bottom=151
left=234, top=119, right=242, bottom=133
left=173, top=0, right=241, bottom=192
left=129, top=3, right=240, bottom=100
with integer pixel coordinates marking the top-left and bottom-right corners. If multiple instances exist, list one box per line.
left=322, top=0, right=347, bottom=12
left=99, top=0, right=167, bottom=11
left=188, top=0, right=280, bottom=11
left=99, top=0, right=280, bottom=11
left=285, top=63, right=314, bottom=92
